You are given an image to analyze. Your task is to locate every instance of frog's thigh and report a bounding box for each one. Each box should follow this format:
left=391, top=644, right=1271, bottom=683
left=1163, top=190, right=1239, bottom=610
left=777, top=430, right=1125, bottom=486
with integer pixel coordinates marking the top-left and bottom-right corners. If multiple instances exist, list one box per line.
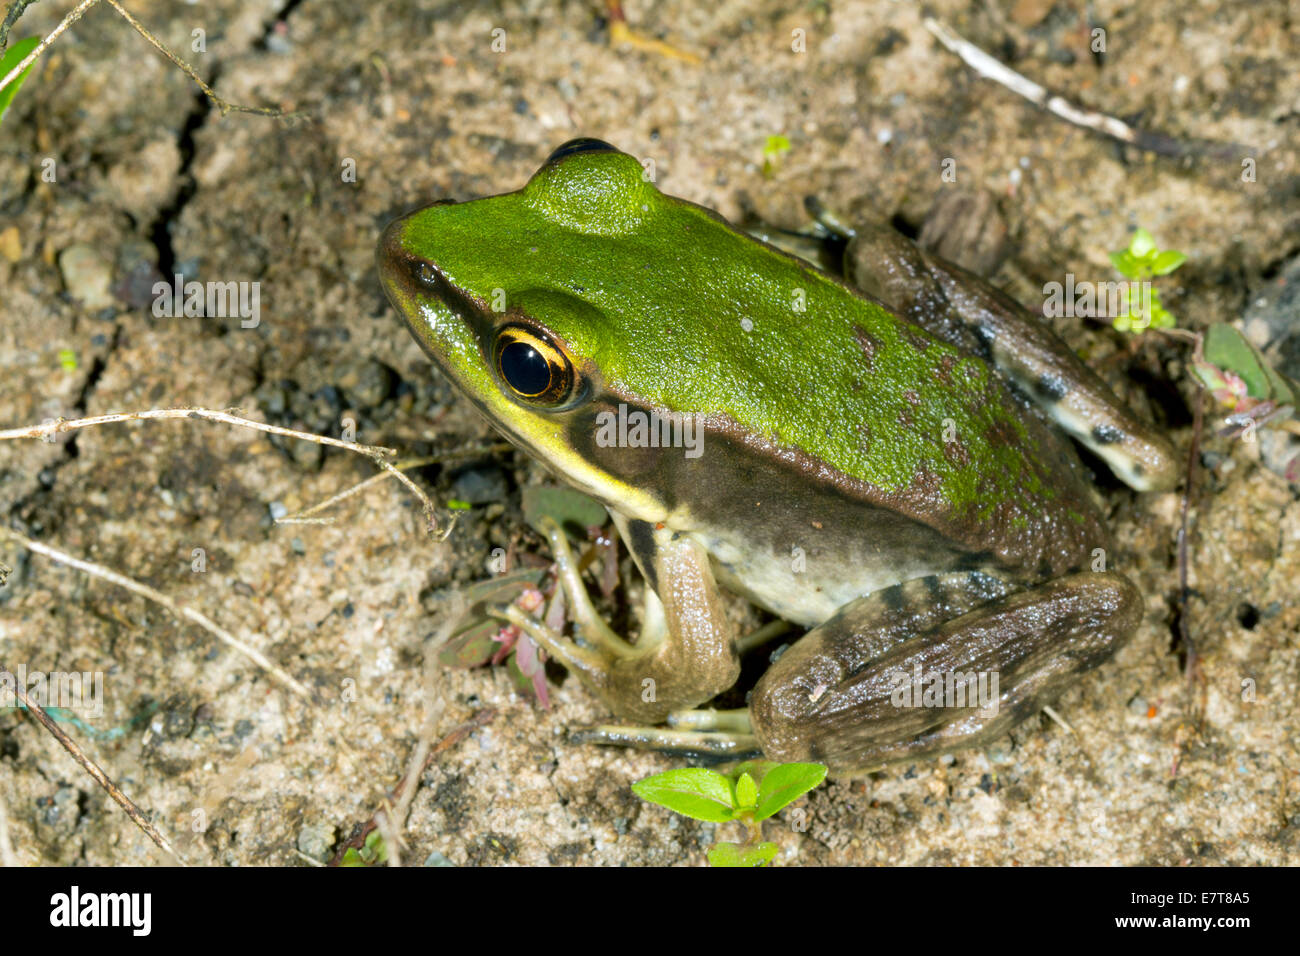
left=748, top=571, right=1141, bottom=773
left=844, top=224, right=1178, bottom=492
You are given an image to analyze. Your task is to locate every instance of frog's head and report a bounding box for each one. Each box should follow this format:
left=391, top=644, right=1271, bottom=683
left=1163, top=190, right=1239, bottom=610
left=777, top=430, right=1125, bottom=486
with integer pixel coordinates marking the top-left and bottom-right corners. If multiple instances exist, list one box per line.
left=378, top=139, right=673, bottom=518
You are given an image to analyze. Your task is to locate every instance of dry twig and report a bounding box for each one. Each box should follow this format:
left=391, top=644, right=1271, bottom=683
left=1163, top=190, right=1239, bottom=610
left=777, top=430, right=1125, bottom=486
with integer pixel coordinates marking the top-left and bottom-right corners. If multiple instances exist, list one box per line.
left=0, top=527, right=312, bottom=699
left=3, top=662, right=186, bottom=864
left=923, top=17, right=1248, bottom=161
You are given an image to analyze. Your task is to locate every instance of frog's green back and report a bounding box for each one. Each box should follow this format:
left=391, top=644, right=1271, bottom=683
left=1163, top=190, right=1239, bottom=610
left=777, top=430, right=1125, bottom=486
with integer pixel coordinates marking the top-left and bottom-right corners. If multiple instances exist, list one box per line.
left=400, top=147, right=1065, bottom=528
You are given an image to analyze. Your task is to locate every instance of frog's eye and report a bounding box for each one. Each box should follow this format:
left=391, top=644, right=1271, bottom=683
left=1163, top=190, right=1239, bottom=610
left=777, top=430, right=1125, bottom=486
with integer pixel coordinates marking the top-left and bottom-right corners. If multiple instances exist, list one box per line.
left=494, top=325, right=576, bottom=407
left=543, top=138, right=617, bottom=166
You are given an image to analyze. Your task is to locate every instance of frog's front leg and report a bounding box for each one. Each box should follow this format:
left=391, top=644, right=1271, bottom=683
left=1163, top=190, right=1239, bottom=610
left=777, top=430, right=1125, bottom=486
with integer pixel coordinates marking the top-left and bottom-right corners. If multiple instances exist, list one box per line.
left=499, top=514, right=740, bottom=725
left=749, top=570, right=1141, bottom=773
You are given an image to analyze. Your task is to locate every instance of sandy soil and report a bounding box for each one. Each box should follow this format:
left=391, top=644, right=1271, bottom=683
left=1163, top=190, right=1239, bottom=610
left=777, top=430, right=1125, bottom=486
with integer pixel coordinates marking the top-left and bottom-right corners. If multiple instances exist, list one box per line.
left=0, top=0, right=1297, bottom=865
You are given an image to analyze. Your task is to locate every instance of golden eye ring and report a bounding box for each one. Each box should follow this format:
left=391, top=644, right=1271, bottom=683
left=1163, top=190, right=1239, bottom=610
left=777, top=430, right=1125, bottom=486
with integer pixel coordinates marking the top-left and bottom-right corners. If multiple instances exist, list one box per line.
left=494, top=325, right=575, bottom=407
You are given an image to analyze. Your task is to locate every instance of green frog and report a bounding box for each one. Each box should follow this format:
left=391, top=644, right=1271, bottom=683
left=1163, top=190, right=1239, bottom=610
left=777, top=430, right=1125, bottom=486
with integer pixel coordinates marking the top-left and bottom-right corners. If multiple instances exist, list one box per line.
left=378, top=139, right=1177, bottom=773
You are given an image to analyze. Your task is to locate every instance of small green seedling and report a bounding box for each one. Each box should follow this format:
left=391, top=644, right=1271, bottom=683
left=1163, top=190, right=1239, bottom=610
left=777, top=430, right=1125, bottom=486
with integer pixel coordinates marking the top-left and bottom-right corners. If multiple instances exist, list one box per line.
left=1107, top=227, right=1187, bottom=332
left=0, top=37, right=40, bottom=126
left=339, top=829, right=387, bottom=867
left=632, top=759, right=827, bottom=866
left=761, top=135, right=791, bottom=179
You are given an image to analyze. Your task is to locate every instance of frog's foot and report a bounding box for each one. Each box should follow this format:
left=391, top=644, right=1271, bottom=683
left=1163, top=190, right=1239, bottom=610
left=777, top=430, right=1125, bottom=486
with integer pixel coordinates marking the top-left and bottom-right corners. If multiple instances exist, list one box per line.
left=494, top=515, right=740, bottom=725
left=573, top=709, right=761, bottom=761
left=747, top=570, right=1142, bottom=773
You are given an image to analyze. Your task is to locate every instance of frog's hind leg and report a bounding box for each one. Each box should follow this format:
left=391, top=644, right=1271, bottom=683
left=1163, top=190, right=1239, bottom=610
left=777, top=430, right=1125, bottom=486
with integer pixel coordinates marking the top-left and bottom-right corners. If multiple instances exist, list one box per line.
left=747, top=570, right=1141, bottom=774
left=843, top=222, right=1179, bottom=492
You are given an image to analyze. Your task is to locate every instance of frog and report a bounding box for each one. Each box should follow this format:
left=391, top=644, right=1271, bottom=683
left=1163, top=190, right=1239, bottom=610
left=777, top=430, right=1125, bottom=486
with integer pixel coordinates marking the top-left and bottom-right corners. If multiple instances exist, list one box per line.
left=377, top=138, right=1178, bottom=773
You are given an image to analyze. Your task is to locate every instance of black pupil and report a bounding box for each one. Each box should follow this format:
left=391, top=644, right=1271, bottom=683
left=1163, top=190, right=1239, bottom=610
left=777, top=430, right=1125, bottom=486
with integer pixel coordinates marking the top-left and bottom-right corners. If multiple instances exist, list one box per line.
left=501, top=341, right=552, bottom=396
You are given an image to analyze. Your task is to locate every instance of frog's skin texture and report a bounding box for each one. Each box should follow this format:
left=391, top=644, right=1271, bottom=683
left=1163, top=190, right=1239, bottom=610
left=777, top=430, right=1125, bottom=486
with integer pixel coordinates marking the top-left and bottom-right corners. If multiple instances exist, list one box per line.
left=378, top=139, right=1178, bottom=772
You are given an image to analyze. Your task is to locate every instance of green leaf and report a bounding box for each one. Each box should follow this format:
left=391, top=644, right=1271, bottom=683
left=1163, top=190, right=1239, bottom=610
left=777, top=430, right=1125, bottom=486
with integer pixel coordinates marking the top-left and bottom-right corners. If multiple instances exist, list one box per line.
left=438, top=619, right=503, bottom=668
left=505, top=649, right=536, bottom=696
left=57, top=348, right=77, bottom=371
left=754, top=762, right=827, bottom=821
left=632, top=768, right=737, bottom=823
left=763, top=134, right=791, bottom=159
left=1108, top=250, right=1139, bottom=278
left=438, top=568, right=546, bottom=668
left=734, top=772, right=758, bottom=810
left=0, top=37, right=39, bottom=125
left=1128, top=227, right=1156, bottom=258
left=1150, top=249, right=1187, bottom=276
left=521, top=485, right=608, bottom=539
left=707, top=841, right=779, bottom=867
left=731, top=759, right=779, bottom=783
left=340, top=830, right=388, bottom=866
left=1203, top=324, right=1298, bottom=405
left=1149, top=303, right=1175, bottom=329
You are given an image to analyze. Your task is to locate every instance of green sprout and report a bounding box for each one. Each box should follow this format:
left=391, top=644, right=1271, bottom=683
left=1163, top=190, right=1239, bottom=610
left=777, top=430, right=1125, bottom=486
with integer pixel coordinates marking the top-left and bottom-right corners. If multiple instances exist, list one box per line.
left=1107, top=227, right=1187, bottom=332
left=761, top=135, right=791, bottom=179
left=57, top=348, right=77, bottom=372
left=632, top=759, right=827, bottom=866
left=339, top=829, right=388, bottom=867
left=0, top=37, right=39, bottom=126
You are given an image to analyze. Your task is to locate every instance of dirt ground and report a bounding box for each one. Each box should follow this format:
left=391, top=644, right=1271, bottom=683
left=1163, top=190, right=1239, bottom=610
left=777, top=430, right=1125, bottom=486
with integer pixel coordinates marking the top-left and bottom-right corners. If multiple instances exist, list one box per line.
left=0, top=0, right=1297, bottom=866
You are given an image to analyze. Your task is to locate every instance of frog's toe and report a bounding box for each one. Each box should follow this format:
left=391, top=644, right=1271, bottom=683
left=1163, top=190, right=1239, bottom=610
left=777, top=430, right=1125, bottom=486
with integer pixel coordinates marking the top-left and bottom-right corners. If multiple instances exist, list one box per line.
left=572, top=723, right=761, bottom=762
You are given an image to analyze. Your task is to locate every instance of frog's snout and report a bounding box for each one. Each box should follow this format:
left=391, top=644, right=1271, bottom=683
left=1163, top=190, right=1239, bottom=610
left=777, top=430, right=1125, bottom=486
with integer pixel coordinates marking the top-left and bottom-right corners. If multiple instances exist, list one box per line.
left=376, top=215, right=409, bottom=294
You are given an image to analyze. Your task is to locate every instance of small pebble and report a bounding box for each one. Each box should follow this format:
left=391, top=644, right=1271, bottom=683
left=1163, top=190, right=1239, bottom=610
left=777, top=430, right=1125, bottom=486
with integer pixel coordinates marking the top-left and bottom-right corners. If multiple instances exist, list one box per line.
left=59, top=244, right=116, bottom=310
left=297, top=823, right=336, bottom=862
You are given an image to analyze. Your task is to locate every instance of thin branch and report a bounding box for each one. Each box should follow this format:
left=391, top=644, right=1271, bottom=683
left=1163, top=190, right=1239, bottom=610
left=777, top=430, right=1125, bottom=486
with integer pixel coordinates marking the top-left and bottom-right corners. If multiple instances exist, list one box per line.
left=0, top=0, right=41, bottom=55
left=0, top=407, right=465, bottom=534
left=0, top=0, right=97, bottom=95
left=0, top=0, right=303, bottom=121
left=0, top=407, right=396, bottom=457
left=329, top=708, right=495, bottom=867
left=0, top=788, right=17, bottom=866
left=922, top=17, right=1248, bottom=161
left=3, top=661, right=185, bottom=864
left=605, top=0, right=702, bottom=64
left=1178, top=385, right=1205, bottom=689
left=0, top=527, right=312, bottom=699
left=275, top=444, right=509, bottom=525
left=102, top=0, right=302, bottom=119
left=1041, top=703, right=1075, bottom=736
left=372, top=455, right=452, bottom=540
left=364, top=591, right=466, bottom=867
